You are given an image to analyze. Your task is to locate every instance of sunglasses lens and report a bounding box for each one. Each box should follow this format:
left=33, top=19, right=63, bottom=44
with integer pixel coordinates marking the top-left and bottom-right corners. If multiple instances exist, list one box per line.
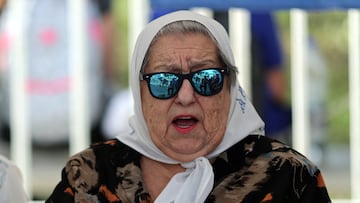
left=192, top=69, right=224, bottom=96
left=148, top=73, right=180, bottom=99
left=144, top=68, right=226, bottom=99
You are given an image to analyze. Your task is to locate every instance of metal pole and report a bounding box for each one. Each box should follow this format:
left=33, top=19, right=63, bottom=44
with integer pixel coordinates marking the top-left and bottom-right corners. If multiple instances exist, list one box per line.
left=229, top=9, right=251, bottom=97
left=290, top=9, right=310, bottom=156
left=7, top=0, right=32, bottom=197
left=348, top=9, right=360, bottom=201
left=68, top=0, right=90, bottom=155
left=128, top=0, right=149, bottom=65
left=127, top=0, right=149, bottom=117
left=191, top=7, right=213, bottom=18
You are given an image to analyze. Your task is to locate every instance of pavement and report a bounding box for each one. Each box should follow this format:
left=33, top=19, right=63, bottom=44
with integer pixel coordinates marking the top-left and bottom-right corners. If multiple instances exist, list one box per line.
left=0, top=138, right=352, bottom=201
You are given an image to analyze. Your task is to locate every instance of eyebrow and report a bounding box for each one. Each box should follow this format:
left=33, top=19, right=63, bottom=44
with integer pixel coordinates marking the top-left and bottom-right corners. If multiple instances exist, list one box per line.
left=151, top=64, right=181, bottom=71
left=146, top=57, right=219, bottom=73
left=188, top=59, right=220, bottom=69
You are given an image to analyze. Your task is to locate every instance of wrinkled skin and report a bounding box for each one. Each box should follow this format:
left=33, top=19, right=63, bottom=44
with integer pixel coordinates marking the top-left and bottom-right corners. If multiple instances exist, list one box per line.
left=140, top=33, right=231, bottom=162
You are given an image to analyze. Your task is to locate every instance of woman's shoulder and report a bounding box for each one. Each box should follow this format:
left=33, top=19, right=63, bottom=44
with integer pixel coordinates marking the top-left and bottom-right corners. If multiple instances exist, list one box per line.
left=66, top=139, right=142, bottom=170
left=52, top=139, right=145, bottom=202
left=234, top=134, right=319, bottom=173
left=210, top=135, right=330, bottom=202
left=64, top=139, right=142, bottom=190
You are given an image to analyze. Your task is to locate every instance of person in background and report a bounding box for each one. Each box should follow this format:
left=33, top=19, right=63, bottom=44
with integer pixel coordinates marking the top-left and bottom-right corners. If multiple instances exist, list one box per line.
left=46, top=10, right=330, bottom=203
left=250, top=12, right=292, bottom=145
left=0, top=155, right=28, bottom=203
left=0, top=0, right=114, bottom=145
left=211, top=11, right=292, bottom=145
left=89, top=0, right=117, bottom=142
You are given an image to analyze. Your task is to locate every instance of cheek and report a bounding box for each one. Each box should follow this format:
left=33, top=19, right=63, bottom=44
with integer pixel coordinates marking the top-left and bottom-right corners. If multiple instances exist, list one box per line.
left=143, top=102, right=168, bottom=139
left=202, top=93, right=230, bottom=134
left=141, top=85, right=168, bottom=138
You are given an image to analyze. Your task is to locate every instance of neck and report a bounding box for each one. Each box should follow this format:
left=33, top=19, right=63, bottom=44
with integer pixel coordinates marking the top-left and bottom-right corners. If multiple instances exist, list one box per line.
left=140, top=156, right=185, bottom=199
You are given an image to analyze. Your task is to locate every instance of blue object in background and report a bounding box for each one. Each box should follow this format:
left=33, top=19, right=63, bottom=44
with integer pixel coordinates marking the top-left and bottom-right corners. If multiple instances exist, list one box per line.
left=151, top=0, right=360, bottom=11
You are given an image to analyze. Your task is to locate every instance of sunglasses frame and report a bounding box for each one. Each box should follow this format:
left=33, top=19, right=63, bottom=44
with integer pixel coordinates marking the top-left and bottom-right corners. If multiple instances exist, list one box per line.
left=141, top=67, right=229, bottom=99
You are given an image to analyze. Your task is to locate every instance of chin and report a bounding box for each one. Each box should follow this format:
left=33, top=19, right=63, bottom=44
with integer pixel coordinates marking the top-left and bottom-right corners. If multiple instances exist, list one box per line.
left=168, top=147, right=208, bottom=162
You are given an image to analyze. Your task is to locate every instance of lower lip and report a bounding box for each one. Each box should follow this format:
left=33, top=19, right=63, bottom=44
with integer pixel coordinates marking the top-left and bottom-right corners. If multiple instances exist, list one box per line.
left=172, top=123, right=197, bottom=134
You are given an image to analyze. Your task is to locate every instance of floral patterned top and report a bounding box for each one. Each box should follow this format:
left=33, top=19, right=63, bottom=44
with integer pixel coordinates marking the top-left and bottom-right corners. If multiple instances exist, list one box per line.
left=46, top=135, right=331, bottom=203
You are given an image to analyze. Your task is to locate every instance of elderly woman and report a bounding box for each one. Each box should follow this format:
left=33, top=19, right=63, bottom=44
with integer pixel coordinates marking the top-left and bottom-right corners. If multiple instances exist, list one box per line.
left=46, top=11, right=331, bottom=203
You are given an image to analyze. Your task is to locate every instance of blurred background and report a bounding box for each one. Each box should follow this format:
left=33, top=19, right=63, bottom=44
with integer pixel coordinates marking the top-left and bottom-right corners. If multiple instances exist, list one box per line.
left=0, top=0, right=355, bottom=201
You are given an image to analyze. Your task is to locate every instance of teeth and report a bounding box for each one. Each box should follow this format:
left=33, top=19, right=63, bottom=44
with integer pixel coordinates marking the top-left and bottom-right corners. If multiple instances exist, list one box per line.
left=177, top=121, right=193, bottom=127
left=178, top=124, right=190, bottom=128
left=173, top=116, right=197, bottom=128
left=178, top=116, right=192, bottom=119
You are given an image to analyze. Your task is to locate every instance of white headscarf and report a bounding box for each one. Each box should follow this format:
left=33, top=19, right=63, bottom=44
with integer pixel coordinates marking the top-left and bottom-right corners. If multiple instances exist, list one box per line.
left=117, top=10, right=265, bottom=203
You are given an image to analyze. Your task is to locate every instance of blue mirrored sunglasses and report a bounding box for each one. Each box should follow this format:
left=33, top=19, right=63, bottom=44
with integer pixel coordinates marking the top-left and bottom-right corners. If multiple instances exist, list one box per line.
left=141, top=67, right=229, bottom=99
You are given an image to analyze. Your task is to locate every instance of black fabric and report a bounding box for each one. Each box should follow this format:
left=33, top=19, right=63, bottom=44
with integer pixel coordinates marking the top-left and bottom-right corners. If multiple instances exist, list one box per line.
left=46, top=135, right=331, bottom=203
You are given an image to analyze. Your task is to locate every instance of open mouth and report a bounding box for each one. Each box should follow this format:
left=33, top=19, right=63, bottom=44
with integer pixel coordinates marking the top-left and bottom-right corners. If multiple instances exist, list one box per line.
left=172, top=116, right=198, bottom=129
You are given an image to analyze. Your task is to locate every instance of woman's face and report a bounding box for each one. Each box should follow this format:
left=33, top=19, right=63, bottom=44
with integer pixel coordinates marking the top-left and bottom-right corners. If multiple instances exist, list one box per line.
left=140, top=32, right=231, bottom=162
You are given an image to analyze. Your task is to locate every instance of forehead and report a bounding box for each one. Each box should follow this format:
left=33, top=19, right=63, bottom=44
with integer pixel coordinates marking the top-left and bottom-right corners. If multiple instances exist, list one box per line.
left=152, top=32, right=216, bottom=54
left=145, top=32, right=219, bottom=69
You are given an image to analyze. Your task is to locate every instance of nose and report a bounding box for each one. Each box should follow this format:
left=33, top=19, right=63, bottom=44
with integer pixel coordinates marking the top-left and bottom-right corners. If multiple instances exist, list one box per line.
left=175, top=79, right=195, bottom=105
